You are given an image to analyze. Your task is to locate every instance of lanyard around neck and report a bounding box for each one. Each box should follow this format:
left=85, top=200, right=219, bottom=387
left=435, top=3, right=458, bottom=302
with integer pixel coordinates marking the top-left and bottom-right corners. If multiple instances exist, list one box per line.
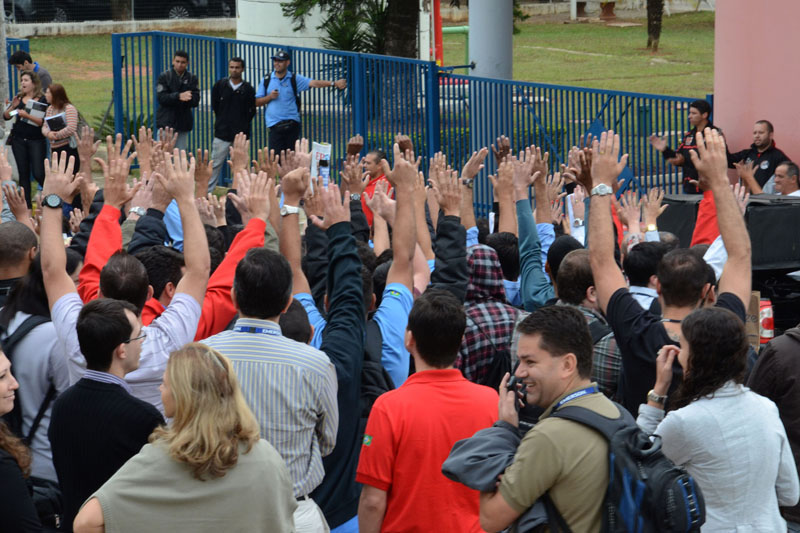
left=554, top=384, right=599, bottom=410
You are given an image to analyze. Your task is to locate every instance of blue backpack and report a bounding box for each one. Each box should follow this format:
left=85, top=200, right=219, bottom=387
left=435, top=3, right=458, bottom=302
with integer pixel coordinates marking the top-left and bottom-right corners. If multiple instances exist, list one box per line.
left=545, top=404, right=705, bottom=533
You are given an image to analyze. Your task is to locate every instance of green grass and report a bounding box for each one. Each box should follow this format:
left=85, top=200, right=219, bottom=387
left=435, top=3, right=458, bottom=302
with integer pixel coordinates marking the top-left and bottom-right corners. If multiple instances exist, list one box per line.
left=443, top=11, right=715, bottom=97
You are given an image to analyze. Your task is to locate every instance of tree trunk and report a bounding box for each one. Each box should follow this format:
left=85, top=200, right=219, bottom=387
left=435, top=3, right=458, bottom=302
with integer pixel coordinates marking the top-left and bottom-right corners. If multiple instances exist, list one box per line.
left=646, top=0, right=664, bottom=51
left=111, top=0, right=132, bottom=21
left=384, top=0, right=418, bottom=58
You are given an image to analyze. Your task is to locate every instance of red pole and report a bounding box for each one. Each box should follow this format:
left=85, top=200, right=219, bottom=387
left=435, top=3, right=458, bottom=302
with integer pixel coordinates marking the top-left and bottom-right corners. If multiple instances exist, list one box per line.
left=434, top=0, right=443, bottom=66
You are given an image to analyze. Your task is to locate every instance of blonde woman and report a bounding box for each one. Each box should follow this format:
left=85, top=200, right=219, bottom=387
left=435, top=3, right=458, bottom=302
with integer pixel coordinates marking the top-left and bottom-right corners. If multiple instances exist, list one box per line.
left=73, top=343, right=297, bottom=533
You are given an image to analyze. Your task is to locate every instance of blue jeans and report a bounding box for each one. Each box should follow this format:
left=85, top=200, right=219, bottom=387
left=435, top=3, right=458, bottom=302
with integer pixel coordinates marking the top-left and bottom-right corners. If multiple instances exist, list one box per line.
left=787, top=520, right=800, bottom=533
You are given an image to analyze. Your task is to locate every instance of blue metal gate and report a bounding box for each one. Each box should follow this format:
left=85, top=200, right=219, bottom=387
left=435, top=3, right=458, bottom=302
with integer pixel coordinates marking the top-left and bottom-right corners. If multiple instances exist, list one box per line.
left=6, top=37, right=30, bottom=100
left=112, top=31, right=701, bottom=213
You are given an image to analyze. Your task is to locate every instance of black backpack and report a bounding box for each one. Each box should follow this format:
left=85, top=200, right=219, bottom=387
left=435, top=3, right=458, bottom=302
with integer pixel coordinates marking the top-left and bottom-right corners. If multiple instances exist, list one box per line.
left=266, top=71, right=301, bottom=112
left=546, top=404, right=705, bottom=533
left=0, top=315, right=56, bottom=445
left=360, top=319, right=395, bottom=420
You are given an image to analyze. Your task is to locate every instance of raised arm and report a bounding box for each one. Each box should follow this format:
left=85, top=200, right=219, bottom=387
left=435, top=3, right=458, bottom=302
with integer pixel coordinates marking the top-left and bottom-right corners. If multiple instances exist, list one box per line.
left=490, top=157, right=517, bottom=235
left=156, top=150, right=211, bottom=305
left=689, top=128, right=752, bottom=306
left=278, top=167, right=312, bottom=296
left=587, top=131, right=630, bottom=313
left=381, top=144, right=417, bottom=292
left=40, top=153, right=83, bottom=309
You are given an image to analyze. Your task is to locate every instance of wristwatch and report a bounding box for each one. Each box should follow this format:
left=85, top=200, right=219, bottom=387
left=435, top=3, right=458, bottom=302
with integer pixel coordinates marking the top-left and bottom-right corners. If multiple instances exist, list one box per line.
left=42, top=194, right=63, bottom=209
left=462, top=178, right=474, bottom=189
left=280, top=205, right=300, bottom=217
left=129, top=206, right=146, bottom=217
left=350, top=193, right=361, bottom=202
left=590, top=184, right=613, bottom=197
left=647, top=389, right=667, bottom=406
left=646, top=223, right=658, bottom=232
left=573, top=218, right=584, bottom=228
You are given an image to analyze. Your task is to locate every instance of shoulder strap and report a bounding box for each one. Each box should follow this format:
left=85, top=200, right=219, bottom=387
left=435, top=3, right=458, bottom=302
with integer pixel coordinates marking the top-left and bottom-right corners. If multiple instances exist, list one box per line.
left=24, top=384, right=56, bottom=446
left=542, top=493, right=573, bottom=533
left=588, top=318, right=612, bottom=344
left=0, top=315, right=51, bottom=357
left=364, top=319, right=383, bottom=364
left=550, top=402, right=635, bottom=441
left=289, top=72, right=300, bottom=111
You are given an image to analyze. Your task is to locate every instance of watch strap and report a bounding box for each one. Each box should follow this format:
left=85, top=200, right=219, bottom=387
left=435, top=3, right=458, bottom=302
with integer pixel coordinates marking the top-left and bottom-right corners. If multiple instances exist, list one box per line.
left=590, top=184, right=613, bottom=197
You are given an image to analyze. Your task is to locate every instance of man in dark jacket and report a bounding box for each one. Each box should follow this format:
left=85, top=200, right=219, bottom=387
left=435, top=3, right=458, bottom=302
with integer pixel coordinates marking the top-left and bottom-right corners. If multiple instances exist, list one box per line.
left=728, top=120, right=790, bottom=192
left=156, top=50, right=199, bottom=152
left=747, top=323, right=800, bottom=529
left=208, top=57, right=256, bottom=192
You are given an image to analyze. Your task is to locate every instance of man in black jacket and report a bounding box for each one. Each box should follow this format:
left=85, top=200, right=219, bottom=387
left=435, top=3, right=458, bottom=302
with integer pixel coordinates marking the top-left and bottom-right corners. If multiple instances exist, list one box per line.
left=728, top=120, right=790, bottom=192
left=208, top=57, right=256, bottom=192
left=156, top=50, right=199, bottom=152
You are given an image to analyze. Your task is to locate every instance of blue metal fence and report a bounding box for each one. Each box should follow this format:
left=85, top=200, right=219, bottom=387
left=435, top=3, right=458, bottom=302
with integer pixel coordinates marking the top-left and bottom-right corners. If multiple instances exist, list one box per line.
left=112, top=31, right=701, bottom=213
left=6, top=37, right=30, bottom=100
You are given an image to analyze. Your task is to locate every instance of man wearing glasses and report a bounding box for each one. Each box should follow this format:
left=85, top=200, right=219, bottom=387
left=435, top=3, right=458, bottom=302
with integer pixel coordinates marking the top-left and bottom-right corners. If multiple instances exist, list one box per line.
left=48, top=298, right=164, bottom=530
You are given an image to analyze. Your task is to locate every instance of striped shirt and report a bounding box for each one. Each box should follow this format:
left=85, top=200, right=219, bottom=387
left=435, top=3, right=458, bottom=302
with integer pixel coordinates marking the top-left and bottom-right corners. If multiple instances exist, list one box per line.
left=83, top=369, right=132, bottom=394
left=201, top=317, right=338, bottom=497
left=41, top=103, right=79, bottom=149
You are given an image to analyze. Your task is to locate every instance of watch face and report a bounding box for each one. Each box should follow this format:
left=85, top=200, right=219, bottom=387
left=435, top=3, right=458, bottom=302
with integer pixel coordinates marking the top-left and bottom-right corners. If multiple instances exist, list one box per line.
left=44, top=194, right=62, bottom=208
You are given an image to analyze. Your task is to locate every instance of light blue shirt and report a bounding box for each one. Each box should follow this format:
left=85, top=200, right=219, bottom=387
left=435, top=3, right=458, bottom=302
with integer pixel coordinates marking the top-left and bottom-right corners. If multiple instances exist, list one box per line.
left=164, top=200, right=183, bottom=251
left=296, top=283, right=414, bottom=388
left=503, top=279, right=521, bottom=307
left=256, top=71, right=311, bottom=127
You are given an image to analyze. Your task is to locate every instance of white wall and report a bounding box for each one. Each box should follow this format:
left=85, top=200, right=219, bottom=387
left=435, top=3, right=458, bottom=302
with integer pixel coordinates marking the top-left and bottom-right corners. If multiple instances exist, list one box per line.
left=237, top=0, right=326, bottom=49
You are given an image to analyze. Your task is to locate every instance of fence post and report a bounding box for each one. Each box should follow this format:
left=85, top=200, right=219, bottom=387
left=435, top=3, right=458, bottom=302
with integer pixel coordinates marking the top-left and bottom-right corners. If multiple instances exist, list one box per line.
left=152, top=32, right=164, bottom=130
left=214, top=37, right=228, bottom=83
left=352, top=55, right=367, bottom=141
left=425, top=61, right=441, bottom=161
left=112, top=34, right=124, bottom=137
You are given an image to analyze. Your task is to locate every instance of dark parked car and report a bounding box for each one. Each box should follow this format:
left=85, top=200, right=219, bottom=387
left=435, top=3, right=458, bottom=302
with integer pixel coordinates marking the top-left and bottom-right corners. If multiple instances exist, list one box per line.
left=3, top=0, right=67, bottom=22
left=60, top=0, right=235, bottom=21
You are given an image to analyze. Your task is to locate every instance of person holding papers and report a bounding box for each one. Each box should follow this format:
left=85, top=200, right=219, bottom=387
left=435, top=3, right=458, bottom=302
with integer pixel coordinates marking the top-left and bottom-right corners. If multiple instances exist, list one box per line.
left=42, top=84, right=80, bottom=176
left=3, top=70, right=48, bottom=210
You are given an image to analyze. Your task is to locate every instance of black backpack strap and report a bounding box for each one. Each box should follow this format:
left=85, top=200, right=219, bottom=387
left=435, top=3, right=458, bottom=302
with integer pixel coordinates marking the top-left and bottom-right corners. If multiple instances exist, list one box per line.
left=364, top=318, right=384, bottom=365
left=289, top=72, right=300, bottom=111
left=588, top=318, right=612, bottom=344
left=550, top=402, right=635, bottom=441
left=542, top=493, right=573, bottom=533
left=0, top=315, right=51, bottom=355
left=24, top=384, right=56, bottom=446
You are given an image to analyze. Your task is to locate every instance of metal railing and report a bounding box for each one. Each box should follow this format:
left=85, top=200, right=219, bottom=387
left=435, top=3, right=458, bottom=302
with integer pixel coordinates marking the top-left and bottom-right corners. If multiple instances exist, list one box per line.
left=6, top=37, right=30, bottom=100
left=112, top=31, right=703, bottom=213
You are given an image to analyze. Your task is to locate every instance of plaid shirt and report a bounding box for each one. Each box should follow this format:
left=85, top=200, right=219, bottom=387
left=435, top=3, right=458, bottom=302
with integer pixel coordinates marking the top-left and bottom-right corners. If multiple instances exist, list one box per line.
left=456, top=245, right=519, bottom=384
left=575, top=304, right=622, bottom=401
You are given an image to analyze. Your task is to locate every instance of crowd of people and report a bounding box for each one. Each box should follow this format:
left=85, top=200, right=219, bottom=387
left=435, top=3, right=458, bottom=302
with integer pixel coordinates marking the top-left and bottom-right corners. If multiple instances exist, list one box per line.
left=1, top=48, right=800, bottom=533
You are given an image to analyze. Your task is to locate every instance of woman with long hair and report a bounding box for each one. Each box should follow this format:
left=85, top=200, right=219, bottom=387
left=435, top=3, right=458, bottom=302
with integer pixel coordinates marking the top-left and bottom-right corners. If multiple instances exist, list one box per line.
left=0, top=349, right=43, bottom=532
left=41, top=83, right=80, bottom=176
left=639, top=307, right=799, bottom=530
left=73, top=343, right=297, bottom=533
left=2, top=70, right=48, bottom=209
left=0, top=250, right=82, bottom=484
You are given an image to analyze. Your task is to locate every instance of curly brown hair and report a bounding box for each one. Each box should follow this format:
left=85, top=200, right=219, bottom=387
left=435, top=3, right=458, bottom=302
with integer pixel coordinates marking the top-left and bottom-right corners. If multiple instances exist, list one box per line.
left=671, top=307, right=748, bottom=410
left=0, top=422, right=31, bottom=477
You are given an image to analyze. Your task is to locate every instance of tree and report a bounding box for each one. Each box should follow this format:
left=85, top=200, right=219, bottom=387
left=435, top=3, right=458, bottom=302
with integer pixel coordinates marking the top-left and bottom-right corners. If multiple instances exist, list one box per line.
left=646, top=0, right=665, bottom=52
left=281, top=0, right=416, bottom=58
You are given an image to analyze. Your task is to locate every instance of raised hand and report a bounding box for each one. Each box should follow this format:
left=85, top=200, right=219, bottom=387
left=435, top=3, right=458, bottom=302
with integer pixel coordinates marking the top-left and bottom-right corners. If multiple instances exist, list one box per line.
left=193, top=149, right=213, bottom=197
left=0, top=148, right=13, bottom=182
left=618, top=190, right=642, bottom=231
left=195, top=196, right=216, bottom=226
left=491, top=135, right=511, bottom=166
left=365, top=179, right=396, bottom=224
left=94, top=146, right=138, bottom=209
left=571, top=184, right=586, bottom=221
left=68, top=208, right=85, bottom=234
left=461, top=147, right=488, bottom=182
left=648, top=134, right=668, bottom=153
left=383, top=142, right=417, bottom=193
left=432, top=168, right=460, bottom=217
left=489, top=157, right=515, bottom=200
left=688, top=128, right=729, bottom=191
left=281, top=166, right=310, bottom=206
left=255, top=147, right=279, bottom=180
left=43, top=152, right=82, bottom=202
left=228, top=132, right=250, bottom=178
left=129, top=173, right=155, bottom=211
left=156, top=149, right=196, bottom=205
left=394, top=134, right=414, bottom=155
left=550, top=197, right=565, bottom=225
left=105, top=133, right=134, bottom=168
left=732, top=182, right=750, bottom=215
left=2, top=183, right=29, bottom=221
left=158, top=126, right=178, bottom=153
left=208, top=193, right=226, bottom=226
left=642, top=187, right=667, bottom=227
left=132, top=126, right=155, bottom=172
left=340, top=154, right=368, bottom=196
left=346, top=134, right=364, bottom=157
left=309, top=183, right=351, bottom=230
left=303, top=177, right=325, bottom=219
left=545, top=172, right=566, bottom=207
left=77, top=125, right=101, bottom=166
left=590, top=130, right=629, bottom=187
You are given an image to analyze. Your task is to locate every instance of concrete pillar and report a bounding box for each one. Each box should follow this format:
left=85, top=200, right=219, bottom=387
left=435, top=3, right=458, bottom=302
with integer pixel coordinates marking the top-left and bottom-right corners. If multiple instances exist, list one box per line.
left=714, top=0, right=799, bottom=163
left=237, top=0, right=325, bottom=49
left=468, top=0, right=513, bottom=80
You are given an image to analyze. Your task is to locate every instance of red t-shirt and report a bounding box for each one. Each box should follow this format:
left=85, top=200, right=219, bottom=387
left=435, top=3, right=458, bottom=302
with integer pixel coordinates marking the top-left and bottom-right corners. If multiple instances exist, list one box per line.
left=362, top=174, right=389, bottom=227
left=356, top=368, right=498, bottom=532
left=690, top=190, right=720, bottom=246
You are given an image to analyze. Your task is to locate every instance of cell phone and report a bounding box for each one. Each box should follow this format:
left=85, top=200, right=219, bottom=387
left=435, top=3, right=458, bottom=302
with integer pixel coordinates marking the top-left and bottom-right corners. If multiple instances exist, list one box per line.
left=507, top=376, right=520, bottom=390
